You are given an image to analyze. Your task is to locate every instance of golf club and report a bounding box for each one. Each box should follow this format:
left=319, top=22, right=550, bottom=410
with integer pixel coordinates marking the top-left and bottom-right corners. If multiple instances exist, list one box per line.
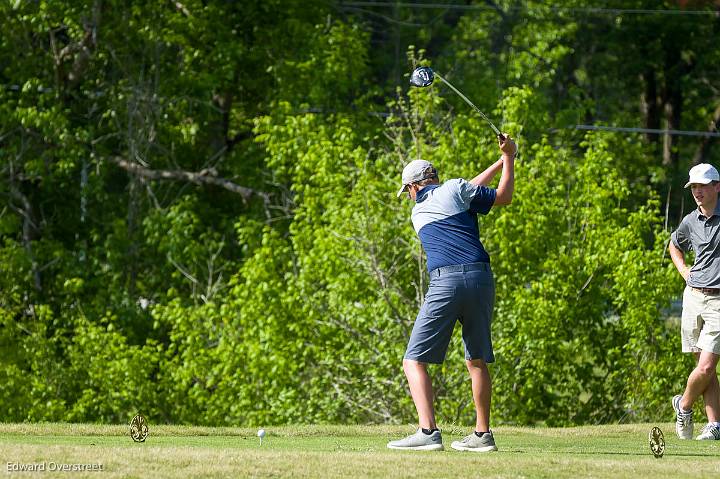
left=410, top=66, right=505, bottom=141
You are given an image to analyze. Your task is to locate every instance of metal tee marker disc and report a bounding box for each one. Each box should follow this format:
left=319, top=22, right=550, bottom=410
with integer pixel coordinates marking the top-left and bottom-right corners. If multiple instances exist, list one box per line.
left=649, top=427, right=665, bottom=458
left=130, top=414, right=149, bottom=443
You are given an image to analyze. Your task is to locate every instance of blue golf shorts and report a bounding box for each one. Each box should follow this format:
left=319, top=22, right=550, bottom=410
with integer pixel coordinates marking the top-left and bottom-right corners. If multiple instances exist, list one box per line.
left=404, top=262, right=495, bottom=364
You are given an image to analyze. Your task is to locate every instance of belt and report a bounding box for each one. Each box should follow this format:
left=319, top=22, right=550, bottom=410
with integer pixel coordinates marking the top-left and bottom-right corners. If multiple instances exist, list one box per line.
left=429, top=262, right=491, bottom=278
left=691, top=286, right=720, bottom=295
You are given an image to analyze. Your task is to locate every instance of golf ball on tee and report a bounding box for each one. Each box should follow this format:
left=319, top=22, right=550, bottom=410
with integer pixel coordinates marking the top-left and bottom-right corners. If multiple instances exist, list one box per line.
left=257, top=429, right=265, bottom=439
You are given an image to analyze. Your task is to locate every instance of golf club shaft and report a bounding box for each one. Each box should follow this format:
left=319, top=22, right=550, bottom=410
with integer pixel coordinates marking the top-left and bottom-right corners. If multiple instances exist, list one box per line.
left=434, top=73, right=504, bottom=139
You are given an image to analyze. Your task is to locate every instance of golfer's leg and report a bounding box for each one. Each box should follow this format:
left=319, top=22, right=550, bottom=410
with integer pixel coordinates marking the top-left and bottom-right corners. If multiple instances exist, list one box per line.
left=696, top=349, right=720, bottom=422
left=681, top=351, right=720, bottom=412
left=704, top=371, right=720, bottom=422
left=466, top=358, right=491, bottom=432
left=403, top=359, right=436, bottom=429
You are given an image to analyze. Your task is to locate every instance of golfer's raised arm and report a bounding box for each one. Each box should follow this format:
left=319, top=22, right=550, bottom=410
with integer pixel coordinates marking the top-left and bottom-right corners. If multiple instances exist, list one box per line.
left=470, top=134, right=517, bottom=187
left=469, top=158, right=503, bottom=186
left=493, top=135, right=516, bottom=206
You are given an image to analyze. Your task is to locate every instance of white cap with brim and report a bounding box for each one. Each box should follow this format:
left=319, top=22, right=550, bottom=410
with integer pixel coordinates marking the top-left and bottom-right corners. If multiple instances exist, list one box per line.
left=685, top=163, right=720, bottom=188
left=397, top=159, right=436, bottom=197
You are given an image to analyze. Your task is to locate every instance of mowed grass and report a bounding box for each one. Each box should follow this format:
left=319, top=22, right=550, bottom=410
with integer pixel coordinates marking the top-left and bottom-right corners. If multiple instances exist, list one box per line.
left=1, top=422, right=718, bottom=478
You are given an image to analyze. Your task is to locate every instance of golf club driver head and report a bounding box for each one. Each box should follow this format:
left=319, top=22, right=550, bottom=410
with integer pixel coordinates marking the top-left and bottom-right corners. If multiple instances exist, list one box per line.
left=409, top=66, right=434, bottom=87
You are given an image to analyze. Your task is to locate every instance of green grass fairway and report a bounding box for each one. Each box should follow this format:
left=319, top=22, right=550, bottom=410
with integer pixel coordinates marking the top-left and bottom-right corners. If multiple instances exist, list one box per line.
left=1, top=423, right=718, bottom=478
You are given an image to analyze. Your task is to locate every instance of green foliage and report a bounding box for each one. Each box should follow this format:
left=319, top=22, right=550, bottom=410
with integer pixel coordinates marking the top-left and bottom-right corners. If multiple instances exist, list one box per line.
left=66, top=315, right=162, bottom=423
left=0, top=1, right=713, bottom=427
left=487, top=131, right=681, bottom=425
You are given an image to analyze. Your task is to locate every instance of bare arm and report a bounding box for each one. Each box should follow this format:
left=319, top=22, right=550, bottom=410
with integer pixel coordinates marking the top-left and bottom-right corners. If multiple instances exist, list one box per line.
left=470, top=158, right=503, bottom=186
left=493, top=135, right=516, bottom=206
left=668, top=240, right=690, bottom=281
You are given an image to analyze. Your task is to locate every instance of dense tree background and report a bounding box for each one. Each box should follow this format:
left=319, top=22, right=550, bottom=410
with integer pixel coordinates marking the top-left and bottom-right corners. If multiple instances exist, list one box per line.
left=1, top=0, right=719, bottom=426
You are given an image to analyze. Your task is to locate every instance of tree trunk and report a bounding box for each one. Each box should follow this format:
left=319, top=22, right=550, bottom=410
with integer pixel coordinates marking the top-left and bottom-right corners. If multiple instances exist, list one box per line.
left=662, top=95, right=682, bottom=168
left=640, top=68, right=660, bottom=144
left=10, top=185, right=42, bottom=292
left=691, top=103, right=720, bottom=165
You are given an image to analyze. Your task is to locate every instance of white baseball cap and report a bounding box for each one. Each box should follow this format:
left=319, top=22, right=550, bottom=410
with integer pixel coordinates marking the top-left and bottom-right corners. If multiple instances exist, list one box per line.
left=685, top=163, right=720, bottom=188
left=397, top=160, right=437, bottom=197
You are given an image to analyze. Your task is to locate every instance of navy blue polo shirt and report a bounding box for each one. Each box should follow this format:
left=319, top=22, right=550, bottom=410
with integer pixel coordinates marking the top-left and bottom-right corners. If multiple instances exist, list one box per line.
left=411, top=179, right=496, bottom=272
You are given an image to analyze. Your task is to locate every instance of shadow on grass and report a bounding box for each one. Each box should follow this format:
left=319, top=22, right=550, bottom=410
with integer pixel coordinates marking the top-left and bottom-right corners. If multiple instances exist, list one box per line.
left=503, top=448, right=713, bottom=458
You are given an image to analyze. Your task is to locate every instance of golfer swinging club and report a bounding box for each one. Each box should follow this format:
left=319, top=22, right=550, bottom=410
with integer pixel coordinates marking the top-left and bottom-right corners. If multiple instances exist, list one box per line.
left=388, top=134, right=516, bottom=452
left=668, top=163, right=720, bottom=441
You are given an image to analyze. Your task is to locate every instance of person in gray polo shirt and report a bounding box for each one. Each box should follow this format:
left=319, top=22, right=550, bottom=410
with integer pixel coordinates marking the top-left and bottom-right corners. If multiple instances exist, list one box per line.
left=668, top=163, right=720, bottom=441
left=387, top=134, right=516, bottom=452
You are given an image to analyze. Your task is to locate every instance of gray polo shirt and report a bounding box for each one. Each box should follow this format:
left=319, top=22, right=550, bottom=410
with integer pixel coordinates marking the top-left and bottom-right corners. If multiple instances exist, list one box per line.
left=671, top=204, right=720, bottom=288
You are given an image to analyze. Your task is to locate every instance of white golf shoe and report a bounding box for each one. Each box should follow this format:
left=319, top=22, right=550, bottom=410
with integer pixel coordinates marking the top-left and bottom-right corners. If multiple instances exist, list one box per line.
left=451, top=431, right=498, bottom=452
left=695, top=423, right=720, bottom=440
left=672, top=394, right=694, bottom=440
left=387, top=428, right=444, bottom=451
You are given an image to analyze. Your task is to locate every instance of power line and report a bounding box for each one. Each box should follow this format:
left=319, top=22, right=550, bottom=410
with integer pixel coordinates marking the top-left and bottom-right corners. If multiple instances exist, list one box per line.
left=575, top=124, right=720, bottom=137
left=299, top=110, right=720, bottom=138
left=340, top=1, right=720, bottom=16
left=341, top=5, right=432, bottom=26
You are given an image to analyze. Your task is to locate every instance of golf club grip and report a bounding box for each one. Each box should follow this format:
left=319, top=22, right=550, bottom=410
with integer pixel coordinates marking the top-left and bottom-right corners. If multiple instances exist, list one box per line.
left=497, top=133, right=505, bottom=142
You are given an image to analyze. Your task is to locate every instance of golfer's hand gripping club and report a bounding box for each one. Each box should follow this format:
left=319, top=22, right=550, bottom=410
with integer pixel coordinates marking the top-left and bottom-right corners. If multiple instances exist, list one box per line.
left=498, top=134, right=516, bottom=158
